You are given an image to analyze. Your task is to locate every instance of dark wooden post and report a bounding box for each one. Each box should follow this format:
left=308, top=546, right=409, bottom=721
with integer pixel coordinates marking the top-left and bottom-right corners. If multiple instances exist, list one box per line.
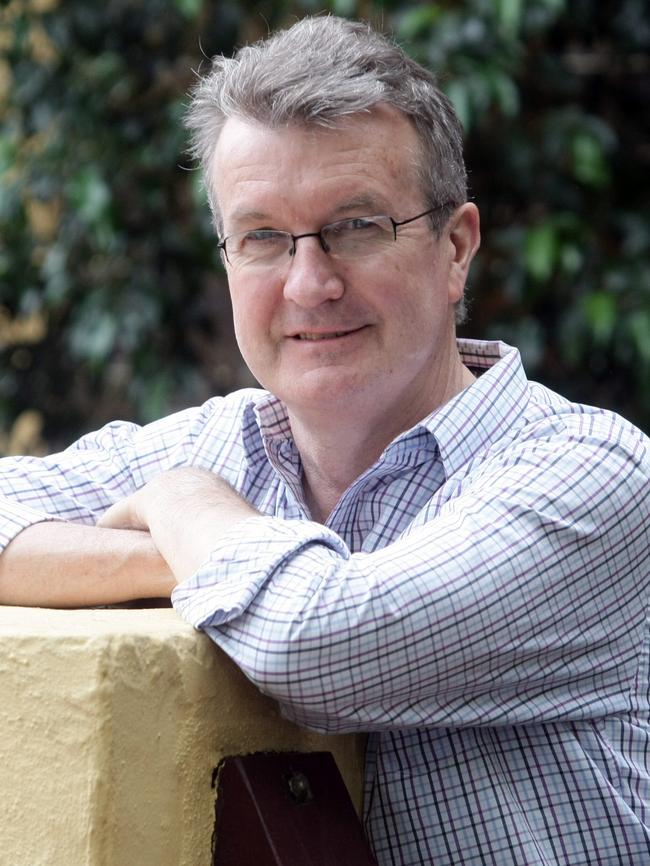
left=213, top=751, right=377, bottom=865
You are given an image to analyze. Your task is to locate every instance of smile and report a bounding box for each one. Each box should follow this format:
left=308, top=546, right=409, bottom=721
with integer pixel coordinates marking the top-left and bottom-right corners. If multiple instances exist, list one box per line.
left=295, top=331, right=351, bottom=341
left=291, top=325, right=367, bottom=341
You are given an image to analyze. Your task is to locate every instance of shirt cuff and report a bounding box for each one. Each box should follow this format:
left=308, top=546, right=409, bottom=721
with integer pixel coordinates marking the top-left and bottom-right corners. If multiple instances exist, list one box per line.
left=171, top=515, right=348, bottom=628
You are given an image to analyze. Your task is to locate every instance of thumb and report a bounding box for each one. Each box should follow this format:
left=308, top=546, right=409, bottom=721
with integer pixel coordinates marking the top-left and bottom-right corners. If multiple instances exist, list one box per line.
left=96, top=495, right=146, bottom=531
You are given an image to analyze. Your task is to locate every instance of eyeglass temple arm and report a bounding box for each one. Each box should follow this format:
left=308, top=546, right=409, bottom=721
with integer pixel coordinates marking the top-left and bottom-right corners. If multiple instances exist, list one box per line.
left=391, top=202, right=455, bottom=233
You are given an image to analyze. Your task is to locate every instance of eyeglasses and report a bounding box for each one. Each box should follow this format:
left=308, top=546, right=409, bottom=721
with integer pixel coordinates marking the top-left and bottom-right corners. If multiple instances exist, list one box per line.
left=218, top=203, right=453, bottom=269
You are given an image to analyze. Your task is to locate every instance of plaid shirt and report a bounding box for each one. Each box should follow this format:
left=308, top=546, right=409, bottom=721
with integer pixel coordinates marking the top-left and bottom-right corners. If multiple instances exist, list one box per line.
left=2, top=340, right=649, bottom=865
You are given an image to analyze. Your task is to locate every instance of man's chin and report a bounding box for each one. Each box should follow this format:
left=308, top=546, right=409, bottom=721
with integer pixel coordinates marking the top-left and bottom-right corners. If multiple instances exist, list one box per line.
left=274, top=369, right=374, bottom=414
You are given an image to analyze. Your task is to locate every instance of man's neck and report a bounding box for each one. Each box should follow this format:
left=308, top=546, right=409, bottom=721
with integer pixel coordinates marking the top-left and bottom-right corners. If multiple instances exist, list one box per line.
left=288, top=358, right=476, bottom=523
left=292, top=419, right=391, bottom=523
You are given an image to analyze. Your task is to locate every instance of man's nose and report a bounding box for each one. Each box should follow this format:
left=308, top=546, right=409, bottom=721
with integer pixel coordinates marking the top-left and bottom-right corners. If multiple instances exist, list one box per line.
left=282, top=237, right=345, bottom=308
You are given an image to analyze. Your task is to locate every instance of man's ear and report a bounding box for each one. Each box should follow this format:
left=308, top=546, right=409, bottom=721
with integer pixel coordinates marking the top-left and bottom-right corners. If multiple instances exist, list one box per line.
left=446, top=203, right=481, bottom=304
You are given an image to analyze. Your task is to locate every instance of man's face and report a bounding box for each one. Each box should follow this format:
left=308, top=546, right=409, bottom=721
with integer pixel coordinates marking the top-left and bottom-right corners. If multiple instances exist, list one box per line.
left=212, top=107, right=473, bottom=426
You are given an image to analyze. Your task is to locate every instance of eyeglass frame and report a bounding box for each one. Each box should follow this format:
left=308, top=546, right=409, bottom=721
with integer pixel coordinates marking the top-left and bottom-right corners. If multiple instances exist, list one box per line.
left=217, top=201, right=455, bottom=266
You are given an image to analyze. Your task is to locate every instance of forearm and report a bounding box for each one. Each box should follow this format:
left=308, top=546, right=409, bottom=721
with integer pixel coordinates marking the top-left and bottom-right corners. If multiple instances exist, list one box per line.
left=0, top=522, right=175, bottom=608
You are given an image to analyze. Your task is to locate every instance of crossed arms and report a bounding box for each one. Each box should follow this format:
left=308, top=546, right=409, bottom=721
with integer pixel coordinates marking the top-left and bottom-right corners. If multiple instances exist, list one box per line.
left=0, top=468, right=255, bottom=607
left=0, top=389, right=648, bottom=730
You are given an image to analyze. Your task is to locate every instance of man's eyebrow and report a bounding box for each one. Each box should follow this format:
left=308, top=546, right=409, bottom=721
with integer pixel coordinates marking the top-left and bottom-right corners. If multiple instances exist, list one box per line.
left=227, top=195, right=389, bottom=228
left=333, top=195, right=389, bottom=215
left=228, top=208, right=272, bottom=225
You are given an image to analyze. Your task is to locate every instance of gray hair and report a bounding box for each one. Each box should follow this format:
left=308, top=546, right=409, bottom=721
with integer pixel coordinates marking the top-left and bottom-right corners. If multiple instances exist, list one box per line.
left=186, top=16, right=467, bottom=229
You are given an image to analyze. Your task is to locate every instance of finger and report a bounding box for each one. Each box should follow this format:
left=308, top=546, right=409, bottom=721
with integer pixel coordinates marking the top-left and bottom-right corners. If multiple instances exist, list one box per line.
left=97, top=497, right=144, bottom=531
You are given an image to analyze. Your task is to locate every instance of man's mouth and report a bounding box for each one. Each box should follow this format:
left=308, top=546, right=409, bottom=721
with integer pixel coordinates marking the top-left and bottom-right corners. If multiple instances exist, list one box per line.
left=294, top=330, right=352, bottom=341
left=291, top=325, right=367, bottom=341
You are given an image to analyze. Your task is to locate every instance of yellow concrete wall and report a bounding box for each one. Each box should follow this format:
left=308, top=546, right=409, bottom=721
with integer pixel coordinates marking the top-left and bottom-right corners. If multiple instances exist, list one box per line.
left=0, top=607, right=365, bottom=866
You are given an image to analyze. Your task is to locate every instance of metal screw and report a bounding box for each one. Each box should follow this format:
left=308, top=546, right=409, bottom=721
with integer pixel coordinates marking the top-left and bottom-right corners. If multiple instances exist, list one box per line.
left=287, top=771, right=313, bottom=804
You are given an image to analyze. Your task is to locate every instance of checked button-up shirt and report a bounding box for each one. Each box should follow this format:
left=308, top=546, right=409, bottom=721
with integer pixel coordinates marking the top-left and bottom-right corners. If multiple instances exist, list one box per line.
left=1, top=339, right=649, bottom=865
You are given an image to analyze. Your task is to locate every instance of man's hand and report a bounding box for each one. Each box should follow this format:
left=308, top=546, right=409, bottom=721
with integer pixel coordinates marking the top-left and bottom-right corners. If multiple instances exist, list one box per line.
left=97, top=467, right=258, bottom=583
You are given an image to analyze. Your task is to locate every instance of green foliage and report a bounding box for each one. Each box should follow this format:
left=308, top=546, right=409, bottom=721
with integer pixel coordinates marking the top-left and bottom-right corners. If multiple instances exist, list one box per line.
left=1, top=0, right=649, bottom=454
left=390, top=0, right=649, bottom=429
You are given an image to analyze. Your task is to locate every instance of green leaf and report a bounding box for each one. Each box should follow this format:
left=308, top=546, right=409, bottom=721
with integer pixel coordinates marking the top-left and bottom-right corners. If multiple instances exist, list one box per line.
left=583, top=292, right=616, bottom=344
left=628, top=311, right=650, bottom=363
left=525, top=222, right=557, bottom=282
left=137, top=371, right=172, bottom=423
left=496, top=0, right=523, bottom=38
left=397, top=5, right=442, bottom=40
left=444, top=80, right=472, bottom=131
left=41, top=244, right=69, bottom=305
left=69, top=309, right=117, bottom=363
left=490, top=70, right=519, bottom=116
left=172, top=0, right=203, bottom=18
left=67, top=167, right=111, bottom=227
left=571, top=133, right=610, bottom=188
left=331, top=0, right=358, bottom=16
left=538, top=0, right=566, bottom=14
left=559, top=243, right=583, bottom=274
left=0, top=136, right=16, bottom=176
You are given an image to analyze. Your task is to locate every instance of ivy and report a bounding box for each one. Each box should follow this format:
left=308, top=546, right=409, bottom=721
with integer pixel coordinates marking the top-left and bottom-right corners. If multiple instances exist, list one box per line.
left=1, top=0, right=648, bottom=454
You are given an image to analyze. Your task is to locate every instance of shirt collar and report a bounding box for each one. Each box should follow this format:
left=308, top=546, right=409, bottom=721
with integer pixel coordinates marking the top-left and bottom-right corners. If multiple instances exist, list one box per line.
left=240, top=391, right=290, bottom=470
left=417, top=339, right=531, bottom=478
left=243, top=339, right=531, bottom=480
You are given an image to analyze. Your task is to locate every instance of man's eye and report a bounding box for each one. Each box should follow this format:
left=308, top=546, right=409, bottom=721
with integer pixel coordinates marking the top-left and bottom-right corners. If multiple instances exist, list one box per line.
left=243, top=230, right=284, bottom=244
left=327, top=217, right=383, bottom=238
left=346, top=218, right=381, bottom=231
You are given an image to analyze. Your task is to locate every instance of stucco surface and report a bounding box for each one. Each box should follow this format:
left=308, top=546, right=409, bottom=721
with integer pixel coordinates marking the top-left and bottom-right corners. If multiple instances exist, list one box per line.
left=0, top=606, right=365, bottom=866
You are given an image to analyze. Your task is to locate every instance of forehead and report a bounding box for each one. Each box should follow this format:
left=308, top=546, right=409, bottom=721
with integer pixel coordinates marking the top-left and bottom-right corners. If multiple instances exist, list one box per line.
left=211, top=107, right=423, bottom=224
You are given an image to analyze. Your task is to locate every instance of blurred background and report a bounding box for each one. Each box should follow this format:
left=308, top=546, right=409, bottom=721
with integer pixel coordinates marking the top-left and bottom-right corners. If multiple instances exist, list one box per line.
left=1, top=0, right=649, bottom=456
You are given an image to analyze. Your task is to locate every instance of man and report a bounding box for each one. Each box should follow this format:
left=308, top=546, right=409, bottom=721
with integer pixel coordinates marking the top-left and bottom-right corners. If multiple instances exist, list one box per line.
left=1, top=15, right=649, bottom=866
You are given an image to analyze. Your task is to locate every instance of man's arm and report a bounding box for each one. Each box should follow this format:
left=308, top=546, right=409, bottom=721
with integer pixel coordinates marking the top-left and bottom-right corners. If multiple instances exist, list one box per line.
left=0, top=464, right=250, bottom=608
left=0, top=399, right=239, bottom=607
left=160, top=429, right=649, bottom=735
left=0, top=522, right=175, bottom=607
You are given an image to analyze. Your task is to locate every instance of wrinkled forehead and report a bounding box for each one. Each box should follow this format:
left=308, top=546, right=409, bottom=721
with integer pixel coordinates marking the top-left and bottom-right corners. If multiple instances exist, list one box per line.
left=209, top=107, right=424, bottom=228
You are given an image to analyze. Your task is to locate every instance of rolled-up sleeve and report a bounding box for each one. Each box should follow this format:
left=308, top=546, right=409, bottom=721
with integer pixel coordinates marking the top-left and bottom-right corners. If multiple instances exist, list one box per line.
left=0, top=422, right=140, bottom=550
left=172, top=423, right=650, bottom=734
left=0, top=398, right=231, bottom=551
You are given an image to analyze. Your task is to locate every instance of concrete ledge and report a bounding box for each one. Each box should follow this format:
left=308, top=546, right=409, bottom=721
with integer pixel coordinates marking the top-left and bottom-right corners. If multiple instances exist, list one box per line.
left=0, top=606, right=365, bottom=866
